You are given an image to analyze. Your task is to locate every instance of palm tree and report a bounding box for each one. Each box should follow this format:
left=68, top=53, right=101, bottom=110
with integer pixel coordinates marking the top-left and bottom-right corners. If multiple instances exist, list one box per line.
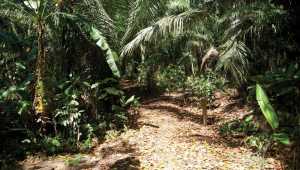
left=0, top=0, right=56, bottom=131
left=121, top=0, right=285, bottom=85
left=0, top=0, right=121, bottom=132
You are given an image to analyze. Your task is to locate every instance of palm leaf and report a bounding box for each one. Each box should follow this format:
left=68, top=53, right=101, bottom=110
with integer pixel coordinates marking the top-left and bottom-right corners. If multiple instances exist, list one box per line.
left=216, top=40, right=249, bottom=85
left=122, top=0, right=166, bottom=45
left=121, top=10, right=206, bottom=57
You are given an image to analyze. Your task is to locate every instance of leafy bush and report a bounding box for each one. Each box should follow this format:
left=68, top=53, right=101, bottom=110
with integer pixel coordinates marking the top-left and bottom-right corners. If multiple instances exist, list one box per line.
left=220, top=84, right=292, bottom=153
left=219, top=115, right=259, bottom=136
left=41, top=137, right=63, bottom=154
left=249, top=64, right=300, bottom=130
left=184, top=72, right=222, bottom=102
left=156, top=65, right=186, bottom=91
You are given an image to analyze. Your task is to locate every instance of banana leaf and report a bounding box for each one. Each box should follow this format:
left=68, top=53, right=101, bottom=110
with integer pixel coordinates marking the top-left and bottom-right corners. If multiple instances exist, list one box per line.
left=89, top=27, right=120, bottom=78
left=256, top=84, right=279, bottom=129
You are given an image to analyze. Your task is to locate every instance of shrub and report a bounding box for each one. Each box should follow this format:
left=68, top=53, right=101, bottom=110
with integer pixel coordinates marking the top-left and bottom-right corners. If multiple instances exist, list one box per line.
left=184, top=72, right=221, bottom=102
left=156, top=65, right=186, bottom=92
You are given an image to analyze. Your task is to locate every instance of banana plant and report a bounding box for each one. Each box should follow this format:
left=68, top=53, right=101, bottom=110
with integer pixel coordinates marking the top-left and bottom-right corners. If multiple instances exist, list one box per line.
left=256, top=84, right=290, bottom=145
left=89, top=26, right=120, bottom=78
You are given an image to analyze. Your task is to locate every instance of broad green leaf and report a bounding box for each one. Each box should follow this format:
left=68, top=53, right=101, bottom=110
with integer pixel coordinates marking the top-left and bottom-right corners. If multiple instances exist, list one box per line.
left=256, top=84, right=279, bottom=129
left=16, top=62, right=26, bottom=70
left=91, top=83, right=100, bottom=89
left=89, top=27, right=120, bottom=77
left=272, top=133, right=290, bottom=145
left=104, top=87, right=123, bottom=96
left=125, top=96, right=135, bottom=106
left=83, top=82, right=91, bottom=87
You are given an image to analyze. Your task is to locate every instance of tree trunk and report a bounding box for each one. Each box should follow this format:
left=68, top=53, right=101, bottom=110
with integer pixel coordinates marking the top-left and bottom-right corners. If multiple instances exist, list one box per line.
left=146, top=64, right=156, bottom=93
left=33, top=20, right=49, bottom=133
left=201, top=98, right=208, bottom=126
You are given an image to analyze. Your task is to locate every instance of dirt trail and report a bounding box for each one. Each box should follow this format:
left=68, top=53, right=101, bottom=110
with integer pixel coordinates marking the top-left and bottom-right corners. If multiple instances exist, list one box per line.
left=21, top=92, right=282, bottom=170
left=114, top=93, right=281, bottom=170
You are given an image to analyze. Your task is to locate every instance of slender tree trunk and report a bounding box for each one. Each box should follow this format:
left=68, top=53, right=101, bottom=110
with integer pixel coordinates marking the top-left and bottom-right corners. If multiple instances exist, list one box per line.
left=146, top=64, right=156, bottom=93
left=196, top=48, right=202, bottom=74
left=33, top=20, right=49, bottom=133
left=201, top=98, right=208, bottom=126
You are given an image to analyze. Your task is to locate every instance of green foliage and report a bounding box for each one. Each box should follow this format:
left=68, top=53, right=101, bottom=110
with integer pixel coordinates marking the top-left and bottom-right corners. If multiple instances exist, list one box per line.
left=0, top=0, right=299, bottom=166
left=256, top=84, right=279, bottom=129
left=217, top=40, right=250, bottom=85
left=105, top=130, right=120, bottom=141
left=112, top=95, right=140, bottom=127
left=89, top=27, right=120, bottom=78
left=220, top=115, right=258, bottom=136
left=185, top=72, right=221, bottom=101
left=245, top=132, right=291, bottom=152
left=155, top=66, right=223, bottom=103
left=157, top=65, right=186, bottom=91
left=219, top=84, right=292, bottom=153
left=52, top=74, right=129, bottom=146
left=120, top=0, right=286, bottom=86
left=245, top=133, right=271, bottom=152
left=65, top=154, right=83, bottom=167
left=54, top=90, right=84, bottom=139
left=41, top=137, right=63, bottom=154
left=272, top=133, right=290, bottom=145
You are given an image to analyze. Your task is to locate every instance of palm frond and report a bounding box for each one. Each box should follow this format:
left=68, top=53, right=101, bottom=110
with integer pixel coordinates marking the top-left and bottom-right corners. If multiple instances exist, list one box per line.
left=224, top=1, right=285, bottom=41
left=121, top=10, right=206, bottom=57
left=0, top=0, right=36, bottom=27
left=122, top=0, right=166, bottom=45
left=73, top=0, right=115, bottom=40
left=166, top=0, right=190, bottom=15
left=216, top=39, right=250, bottom=85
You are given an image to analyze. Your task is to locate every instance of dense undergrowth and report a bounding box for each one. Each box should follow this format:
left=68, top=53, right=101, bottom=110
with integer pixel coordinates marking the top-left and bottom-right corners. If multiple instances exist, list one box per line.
left=140, top=64, right=300, bottom=168
left=1, top=0, right=300, bottom=169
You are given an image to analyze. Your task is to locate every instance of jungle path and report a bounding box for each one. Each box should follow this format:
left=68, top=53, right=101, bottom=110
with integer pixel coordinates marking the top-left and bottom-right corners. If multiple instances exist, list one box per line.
left=100, top=91, right=281, bottom=170
left=21, top=88, right=282, bottom=170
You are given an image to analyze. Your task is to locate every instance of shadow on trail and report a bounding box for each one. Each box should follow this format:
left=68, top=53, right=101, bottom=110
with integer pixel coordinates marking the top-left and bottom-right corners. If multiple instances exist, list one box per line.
left=110, top=156, right=140, bottom=170
left=143, top=104, right=205, bottom=125
left=142, top=94, right=221, bottom=126
left=183, top=134, right=244, bottom=148
left=96, top=140, right=141, bottom=170
left=100, top=141, right=137, bottom=159
left=220, top=98, right=246, bottom=114
left=141, top=94, right=246, bottom=149
left=139, top=123, right=160, bottom=128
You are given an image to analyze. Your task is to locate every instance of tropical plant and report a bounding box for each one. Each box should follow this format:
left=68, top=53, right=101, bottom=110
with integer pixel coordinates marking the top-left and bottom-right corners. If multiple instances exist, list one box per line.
left=121, top=0, right=285, bottom=85
left=156, top=65, right=186, bottom=92
left=0, top=0, right=121, bottom=132
left=255, top=84, right=290, bottom=145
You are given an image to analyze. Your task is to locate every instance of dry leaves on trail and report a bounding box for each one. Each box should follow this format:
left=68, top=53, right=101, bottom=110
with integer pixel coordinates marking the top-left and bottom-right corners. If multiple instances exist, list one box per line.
left=20, top=92, right=283, bottom=170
